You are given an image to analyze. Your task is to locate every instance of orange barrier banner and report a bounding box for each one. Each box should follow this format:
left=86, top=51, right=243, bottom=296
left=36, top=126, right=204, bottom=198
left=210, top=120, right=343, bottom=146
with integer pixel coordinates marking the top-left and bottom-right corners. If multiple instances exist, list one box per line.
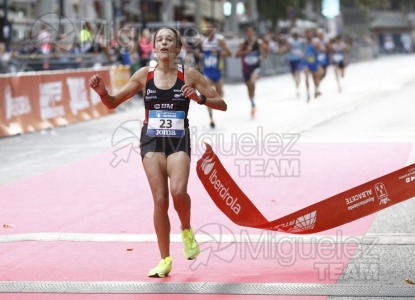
left=0, top=69, right=114, bottom=137
left=197, top=143, right=415, bottom=234
left=110, top=65, right=131, bottom=95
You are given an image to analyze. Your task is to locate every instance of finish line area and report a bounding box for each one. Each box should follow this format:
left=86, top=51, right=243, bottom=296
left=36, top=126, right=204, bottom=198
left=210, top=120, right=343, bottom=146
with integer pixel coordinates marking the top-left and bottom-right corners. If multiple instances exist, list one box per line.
left=0, top=232, right=414, bottom=298
left=1, top=142, right=415, bottom=299
left=3, top=55, right=415, bottom=299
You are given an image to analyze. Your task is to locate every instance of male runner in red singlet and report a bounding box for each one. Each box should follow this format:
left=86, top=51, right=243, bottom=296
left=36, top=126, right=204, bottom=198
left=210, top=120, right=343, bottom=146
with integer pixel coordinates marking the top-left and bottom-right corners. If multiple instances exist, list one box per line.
left=235, top=25, right=268, bottom=119
left=330, top=35, right=349, bottom=93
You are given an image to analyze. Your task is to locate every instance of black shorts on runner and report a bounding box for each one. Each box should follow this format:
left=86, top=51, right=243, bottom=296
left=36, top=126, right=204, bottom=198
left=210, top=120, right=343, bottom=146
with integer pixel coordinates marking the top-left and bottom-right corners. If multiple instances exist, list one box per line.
left=337, top=61, right=345, bottom=69
left=243, top=67, right=260, bottom=82
left=139, top=124, right=191, bottom=159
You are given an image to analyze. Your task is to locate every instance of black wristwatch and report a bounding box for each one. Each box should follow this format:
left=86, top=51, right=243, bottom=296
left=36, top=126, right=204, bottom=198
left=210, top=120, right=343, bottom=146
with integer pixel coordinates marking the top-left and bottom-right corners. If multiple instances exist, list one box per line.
left=198, top=94, right=207, bottom=105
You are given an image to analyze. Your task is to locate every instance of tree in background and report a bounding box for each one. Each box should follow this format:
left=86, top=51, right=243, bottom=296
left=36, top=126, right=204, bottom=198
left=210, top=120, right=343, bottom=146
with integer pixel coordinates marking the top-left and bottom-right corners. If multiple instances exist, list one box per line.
left=257, top=0, right=415, bottom=33
left=257, top=0, right=309, bottom=31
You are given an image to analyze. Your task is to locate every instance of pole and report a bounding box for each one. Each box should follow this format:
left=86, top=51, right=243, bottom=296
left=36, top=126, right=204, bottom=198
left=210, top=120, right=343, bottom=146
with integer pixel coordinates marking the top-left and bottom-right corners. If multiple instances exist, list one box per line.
left=180, top=0, right=185, bottom=21
left=230, top=0, right=238, bottom=36
left=3, top=0, right=11, bottom=51
left=3, top=0, right=8, bottom=21
left=194, top=0, right=201, bottom=29
left=249, top=0, right=257, bottom=23
left=141, top=0, right=147, bottom=28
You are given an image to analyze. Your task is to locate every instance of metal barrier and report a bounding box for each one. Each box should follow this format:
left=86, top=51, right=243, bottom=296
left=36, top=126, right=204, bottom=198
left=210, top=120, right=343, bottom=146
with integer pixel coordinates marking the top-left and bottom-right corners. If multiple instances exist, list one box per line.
left=7, top=52, right=112, bottom=72
left=2, top=39, right=378, bottom=79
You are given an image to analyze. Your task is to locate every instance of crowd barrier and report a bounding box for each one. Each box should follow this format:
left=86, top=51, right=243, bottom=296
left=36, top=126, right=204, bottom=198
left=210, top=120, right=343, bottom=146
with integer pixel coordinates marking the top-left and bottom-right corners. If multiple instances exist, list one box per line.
left=0, top=66, right=131, bottom=137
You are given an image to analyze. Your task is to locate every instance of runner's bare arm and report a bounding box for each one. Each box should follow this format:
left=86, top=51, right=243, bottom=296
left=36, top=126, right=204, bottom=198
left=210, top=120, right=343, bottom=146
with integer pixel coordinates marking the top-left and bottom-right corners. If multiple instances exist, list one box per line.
left=235, top=41, right=246, bottom=58
left=281, top=38, right=290, bottom=54
left=219, top=38, right=232, bottom=57
left=89, top=67, right=148, bottom=109
left=259, top=39, right=269, bottom=61
left=343, top=42, right=351, bottom=53
left=183, top=67, right=227, bottom=111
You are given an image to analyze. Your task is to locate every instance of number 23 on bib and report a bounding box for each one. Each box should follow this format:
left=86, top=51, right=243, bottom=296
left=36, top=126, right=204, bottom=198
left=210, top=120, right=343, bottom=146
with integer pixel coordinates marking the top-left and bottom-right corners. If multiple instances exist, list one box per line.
left=147, top=110, right=185, bottom=138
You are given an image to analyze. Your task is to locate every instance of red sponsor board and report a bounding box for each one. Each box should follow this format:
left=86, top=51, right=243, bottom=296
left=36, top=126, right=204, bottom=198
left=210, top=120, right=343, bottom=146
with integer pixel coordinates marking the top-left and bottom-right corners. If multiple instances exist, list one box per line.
left=0, top=68, right=114, bottom=137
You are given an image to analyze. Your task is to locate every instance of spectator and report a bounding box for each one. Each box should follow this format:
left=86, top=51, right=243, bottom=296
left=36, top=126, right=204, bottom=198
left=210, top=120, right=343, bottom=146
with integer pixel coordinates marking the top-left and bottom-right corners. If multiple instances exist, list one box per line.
left=0, top=42, right=11, bottom=73
left=80, top=22, right=94, bottom=53
left=263, top=32, right=278, bottom=53
left=138, top=28, right=153, bottom=67
left=36, top=23, right=53, bottom=54
left=401, top=34, right=412, bottom=53
left=383, top=35, right=395, bottom=54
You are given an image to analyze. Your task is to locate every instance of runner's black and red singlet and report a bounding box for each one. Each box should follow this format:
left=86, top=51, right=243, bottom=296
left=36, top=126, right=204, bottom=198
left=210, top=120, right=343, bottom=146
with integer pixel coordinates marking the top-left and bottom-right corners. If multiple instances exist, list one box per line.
left=241, top=40, right=260, bottom=72
left=140, top=64, right=192, bottom=159
left=241, top=39, right=261, bottom=82
left=143, top=64, right=190, bottom=137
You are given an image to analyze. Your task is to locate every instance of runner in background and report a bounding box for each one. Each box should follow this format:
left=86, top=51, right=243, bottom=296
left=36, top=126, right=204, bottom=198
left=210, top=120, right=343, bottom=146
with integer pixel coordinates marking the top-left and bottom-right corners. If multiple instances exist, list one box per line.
left=235, top=24, right=268, bottom=119
left=285, top=28, right=304, bottom=98
left=316, top=28, right=330, bottom=83
left=180, top=35, right=202, bottom=70
left=330, top=34, right=350, bottom=93
left=201, top=19, right=232, bottom=128
left=302, top=28, right=321, bottom=102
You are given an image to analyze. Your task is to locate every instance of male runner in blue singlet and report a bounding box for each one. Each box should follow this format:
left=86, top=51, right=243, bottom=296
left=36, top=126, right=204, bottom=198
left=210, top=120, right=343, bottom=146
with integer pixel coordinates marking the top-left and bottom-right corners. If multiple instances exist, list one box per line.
left=303, top=28, right=321, bottom=102
left=286, top=28, right=304, bottom=97
left=201, top=20, right=232, bottom=128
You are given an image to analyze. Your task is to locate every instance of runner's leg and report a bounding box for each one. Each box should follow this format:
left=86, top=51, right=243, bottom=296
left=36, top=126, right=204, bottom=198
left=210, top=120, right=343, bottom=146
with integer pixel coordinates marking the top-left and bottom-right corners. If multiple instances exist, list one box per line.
left=294, top=70, right=301, bottom=97
left=334, top=64, right=342, bottom=92
left=304, top=66, right=311, bottom=102
left=313, top=71, right=321, bottom=98
left=142, top=152, right=170, bottom=259
left=167, top=152, right=191, bottom=229
left=206, top=78, right=218, bottom=128
left=167, top=151, right=200, bottom=260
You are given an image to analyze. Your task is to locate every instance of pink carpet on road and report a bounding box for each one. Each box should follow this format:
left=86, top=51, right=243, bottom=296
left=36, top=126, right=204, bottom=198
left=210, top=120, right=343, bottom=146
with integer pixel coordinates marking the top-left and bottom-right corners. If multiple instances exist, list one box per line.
left=0, top=142, right=412, bottom=300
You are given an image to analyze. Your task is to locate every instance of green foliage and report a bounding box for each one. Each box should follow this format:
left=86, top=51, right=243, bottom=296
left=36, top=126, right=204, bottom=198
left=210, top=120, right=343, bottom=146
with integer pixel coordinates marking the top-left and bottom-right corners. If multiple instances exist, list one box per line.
left=257, top=0, right=309, bottom=25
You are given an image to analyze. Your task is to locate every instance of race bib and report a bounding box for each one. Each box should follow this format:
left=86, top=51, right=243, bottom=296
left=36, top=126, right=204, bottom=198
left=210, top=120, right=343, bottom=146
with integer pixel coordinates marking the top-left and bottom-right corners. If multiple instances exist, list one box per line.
left=244, top=54, right=259, bottom=65
left=333, top=53, right=344, bottom=62
left=204, top=54, right=219, bottom=68
left=292, top=48, right=303, bottom=57
left=306, top=55, right=315, bottom=63
left=318, top=53, right=326, bottom=62
left=147, top=110, right=185, bottom=138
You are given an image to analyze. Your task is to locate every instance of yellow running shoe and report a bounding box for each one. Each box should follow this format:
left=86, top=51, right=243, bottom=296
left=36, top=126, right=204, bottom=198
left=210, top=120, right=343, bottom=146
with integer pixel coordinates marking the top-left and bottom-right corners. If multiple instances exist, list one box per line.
left=148, top=256, right=172, bottom=278
left=181, top=228, right=200, bottom=260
